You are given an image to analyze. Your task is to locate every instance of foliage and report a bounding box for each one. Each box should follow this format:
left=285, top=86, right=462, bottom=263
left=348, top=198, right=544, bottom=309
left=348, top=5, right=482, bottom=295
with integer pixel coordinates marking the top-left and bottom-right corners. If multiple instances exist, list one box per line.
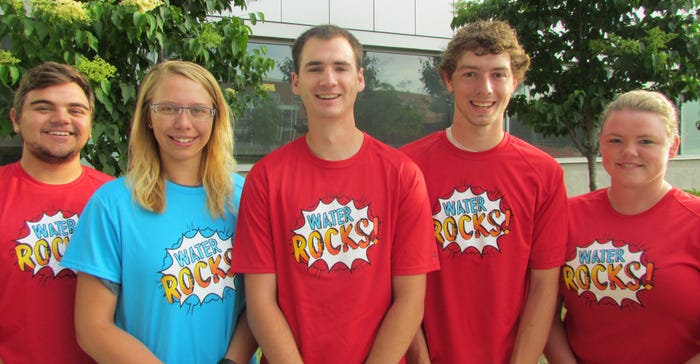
left=0, top=0, right=275, bottom=176
left=453, top=0, right=700, bottom=190
left=356, top=55, right=424, bottom=146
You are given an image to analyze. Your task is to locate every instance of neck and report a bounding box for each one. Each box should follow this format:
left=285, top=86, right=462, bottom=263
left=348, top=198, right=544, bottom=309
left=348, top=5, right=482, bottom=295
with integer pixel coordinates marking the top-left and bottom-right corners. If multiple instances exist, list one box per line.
left=607, top=181, right=672, bottom=215
left=305, top=124, right=363, bottom=161
left=19, top=155, right=83, bottom=185
left=162, top=158, right=203, bottom=187
left=450, top=119, right=505, bottom=152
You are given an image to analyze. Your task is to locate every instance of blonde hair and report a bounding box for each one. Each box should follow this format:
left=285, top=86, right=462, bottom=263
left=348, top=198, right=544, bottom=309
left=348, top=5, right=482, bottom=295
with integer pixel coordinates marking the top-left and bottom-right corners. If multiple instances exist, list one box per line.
left=601, top=90, right=679, bottom=139
left=127, top=60, right=235, bottom=218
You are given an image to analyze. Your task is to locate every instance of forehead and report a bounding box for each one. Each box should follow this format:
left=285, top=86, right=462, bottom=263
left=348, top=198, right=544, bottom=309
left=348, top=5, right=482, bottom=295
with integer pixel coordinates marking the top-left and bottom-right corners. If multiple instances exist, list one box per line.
left=298, top=36, right=357, bottom=68
left=602, top=109, right=669, bottom=134
left=24, top=82, right=89, bottom=107
left=150, top=74, right=212, bottom=102
left=454, top=51, right=513, bottom=72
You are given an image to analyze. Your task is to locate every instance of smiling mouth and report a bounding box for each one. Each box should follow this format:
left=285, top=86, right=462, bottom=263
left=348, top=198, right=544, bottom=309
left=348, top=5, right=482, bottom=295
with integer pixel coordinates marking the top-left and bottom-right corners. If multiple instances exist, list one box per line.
left=46, top=131, right=73, bottom=136
left=471, top=101, right=495, bottom=108
left=317, top=94, right=340, bottom=100
left=172, top=137, right=195, bottom=143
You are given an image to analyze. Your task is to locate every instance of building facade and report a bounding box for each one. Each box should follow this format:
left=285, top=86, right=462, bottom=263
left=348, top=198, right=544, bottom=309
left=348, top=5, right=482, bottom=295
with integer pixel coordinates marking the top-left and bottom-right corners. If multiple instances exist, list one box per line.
left=229, top=0, right=700, bottom=196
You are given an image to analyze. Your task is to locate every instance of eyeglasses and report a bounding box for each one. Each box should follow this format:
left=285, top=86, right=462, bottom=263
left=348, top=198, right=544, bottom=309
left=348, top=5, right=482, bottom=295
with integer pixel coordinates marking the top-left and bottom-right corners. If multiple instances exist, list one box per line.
left=149, top=103, right=216, bottom=121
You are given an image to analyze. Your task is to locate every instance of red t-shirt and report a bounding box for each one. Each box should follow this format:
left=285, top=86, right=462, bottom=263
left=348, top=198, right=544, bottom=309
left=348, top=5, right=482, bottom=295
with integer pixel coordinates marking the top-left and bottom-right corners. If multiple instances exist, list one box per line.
left=561, top=188, right=700, bottom=364
left=401, top=132, right=568, bottom=364
left=0, top=162, right=112, bottom=363
left=232, top=134, right=439, bottom=364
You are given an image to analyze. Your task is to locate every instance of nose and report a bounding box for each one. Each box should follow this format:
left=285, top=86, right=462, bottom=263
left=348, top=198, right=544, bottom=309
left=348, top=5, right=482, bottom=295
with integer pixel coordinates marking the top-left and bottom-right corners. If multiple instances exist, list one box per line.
left=621, top=141, right=638, bottom=157
left=51, top=108, right=71, bottom=124
left=476, top=76, right=493, bottom=95
left=172, top=109, right=193, bottom=129
left=320, top=68, right=338, bottom=86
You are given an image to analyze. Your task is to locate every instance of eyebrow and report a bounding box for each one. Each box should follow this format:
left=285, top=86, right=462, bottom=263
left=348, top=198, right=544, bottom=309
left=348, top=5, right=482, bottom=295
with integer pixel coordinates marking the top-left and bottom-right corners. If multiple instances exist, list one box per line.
left=29, top=99, right=90, bottom=110
left=303, top=60, right=353, bottom=68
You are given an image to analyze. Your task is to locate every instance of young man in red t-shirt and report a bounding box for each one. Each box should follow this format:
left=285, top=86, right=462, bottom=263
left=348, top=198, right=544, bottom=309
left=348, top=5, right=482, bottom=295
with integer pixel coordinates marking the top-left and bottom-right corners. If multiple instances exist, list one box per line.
left=401, top=20, right=567, bottom=364
left=0, top=62, right=112, bottom=363
left=232, top=25, right=439, bottom=364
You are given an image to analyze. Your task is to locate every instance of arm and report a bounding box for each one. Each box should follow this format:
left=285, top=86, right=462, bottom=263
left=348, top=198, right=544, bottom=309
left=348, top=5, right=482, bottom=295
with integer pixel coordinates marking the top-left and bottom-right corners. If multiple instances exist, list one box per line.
left=508, top=267, right=560, bottom=364
left=365, top=274, right=427, bottom=364
left=245, top=273, right=303, bottom=364
left=74, top=273, right=162, bottom=363
left=686, top=353, right=700, bottom=364
left=543, top=296, right=578, bottom=364
left=223, top=309, right=259, bottom=363
left=406, top=326, right=431, bottom=364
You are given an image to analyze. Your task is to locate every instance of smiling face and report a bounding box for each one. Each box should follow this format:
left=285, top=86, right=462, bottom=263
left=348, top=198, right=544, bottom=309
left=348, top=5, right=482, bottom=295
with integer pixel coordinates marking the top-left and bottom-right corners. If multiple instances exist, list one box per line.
left=444, top=51, right=518, bottom=132
left=148, top=74, right=214, bottom=173
left=11, top=82, right=92, bottom=166
left=291, top=36, right=365, bottom=124
left=600, top=109, right=679, bottom=190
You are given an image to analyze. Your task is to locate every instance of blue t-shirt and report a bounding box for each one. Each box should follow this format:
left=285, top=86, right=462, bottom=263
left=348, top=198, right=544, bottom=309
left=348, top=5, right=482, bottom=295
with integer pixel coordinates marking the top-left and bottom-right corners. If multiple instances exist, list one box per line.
left=62, top=174, right=247, bottom=363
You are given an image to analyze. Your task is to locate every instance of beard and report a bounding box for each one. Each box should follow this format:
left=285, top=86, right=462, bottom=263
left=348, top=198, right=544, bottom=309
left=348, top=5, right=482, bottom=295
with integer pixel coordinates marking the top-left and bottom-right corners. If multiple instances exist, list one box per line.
left=23, top=141, right=81, bottom=164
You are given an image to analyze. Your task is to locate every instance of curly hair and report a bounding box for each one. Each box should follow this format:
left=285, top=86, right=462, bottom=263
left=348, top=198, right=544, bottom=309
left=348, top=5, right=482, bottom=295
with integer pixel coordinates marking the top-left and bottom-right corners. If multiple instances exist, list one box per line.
left=439, top=20, right=531, bottom=83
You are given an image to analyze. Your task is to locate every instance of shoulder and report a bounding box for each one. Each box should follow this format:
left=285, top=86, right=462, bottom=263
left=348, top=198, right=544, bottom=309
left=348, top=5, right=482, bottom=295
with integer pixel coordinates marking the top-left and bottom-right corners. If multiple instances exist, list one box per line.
left=569, top=189, right=607, bottom=208
left=400, top=131, right=443, bottom=158
left=670, top=188, right=700, bottom=217
left=81, top=165, right=115, bottom=184
left=0, top=162, right=19, bottom=178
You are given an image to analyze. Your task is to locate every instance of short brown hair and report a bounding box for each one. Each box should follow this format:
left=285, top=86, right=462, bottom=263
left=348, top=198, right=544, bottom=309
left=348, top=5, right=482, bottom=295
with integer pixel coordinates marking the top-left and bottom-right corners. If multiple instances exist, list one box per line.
left=292, top=24, right=363, bottom=74
left=440, top=20, right=531, bottom=83
left=13, top=61, right=94, bottom=120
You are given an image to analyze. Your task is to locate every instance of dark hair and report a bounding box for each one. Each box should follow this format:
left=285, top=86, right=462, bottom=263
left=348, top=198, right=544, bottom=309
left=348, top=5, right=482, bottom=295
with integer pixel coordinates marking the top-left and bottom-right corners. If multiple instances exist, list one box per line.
left=13, top=62, right=94, bottom=119
left=292, top=24, right=363, bottom=73
left=440, top=20, right=531, bottom=83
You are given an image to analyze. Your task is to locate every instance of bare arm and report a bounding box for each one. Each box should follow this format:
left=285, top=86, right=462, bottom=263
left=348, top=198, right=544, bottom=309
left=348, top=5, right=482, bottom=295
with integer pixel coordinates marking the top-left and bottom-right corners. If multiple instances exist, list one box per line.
left=685, top=353, right=700, bottom=364
left=74, top=273, right=162, bottom=363
left=543, top=296, right=578, bottom=364
left=365, top=274, right=427, bottom=364
left=223, top=309, right=259, bottom=363
left=508, top=267, right=560, bottom=364
left=406, top=325, right=431, bottom=364
left=245, top=273, right=303, bottom=364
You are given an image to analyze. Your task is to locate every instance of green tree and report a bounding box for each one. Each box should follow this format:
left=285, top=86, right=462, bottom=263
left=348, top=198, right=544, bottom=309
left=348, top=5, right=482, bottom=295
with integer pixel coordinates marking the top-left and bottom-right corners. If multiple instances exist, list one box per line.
left=356, top=54, right=424, bottom=146
left=0, top=0, right=274, bottom=176
left=453, top=0, right=700, bottom=191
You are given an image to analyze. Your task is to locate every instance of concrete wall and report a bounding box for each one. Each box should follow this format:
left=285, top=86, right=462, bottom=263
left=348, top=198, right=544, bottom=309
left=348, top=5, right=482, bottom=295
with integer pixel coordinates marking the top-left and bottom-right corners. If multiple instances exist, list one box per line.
left=561, top=158, right=700, bottom=197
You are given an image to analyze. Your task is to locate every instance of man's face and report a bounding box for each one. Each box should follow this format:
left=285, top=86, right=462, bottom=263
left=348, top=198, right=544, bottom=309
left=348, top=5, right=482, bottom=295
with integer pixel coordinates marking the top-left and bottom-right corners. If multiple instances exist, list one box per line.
left=443, top=51, right=518, bottom=130
left=11, top=82, right=92, bottom=165
left=292, top=36, right=365, bottom=123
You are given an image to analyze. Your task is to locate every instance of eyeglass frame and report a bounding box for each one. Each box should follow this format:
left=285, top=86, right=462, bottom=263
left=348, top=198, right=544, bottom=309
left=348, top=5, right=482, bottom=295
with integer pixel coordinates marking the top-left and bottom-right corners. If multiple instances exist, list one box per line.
left=148, top=103, right=217, bottom=121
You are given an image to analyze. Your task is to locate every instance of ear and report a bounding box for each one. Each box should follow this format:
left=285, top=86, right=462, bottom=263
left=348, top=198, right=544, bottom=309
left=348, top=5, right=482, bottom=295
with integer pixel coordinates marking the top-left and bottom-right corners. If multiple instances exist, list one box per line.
left=291, top=72, right=300, bottom=96
left=441, top=71, right=454, bottom=93
left=357, top=67, right=365, bottom=93
left=668, top=134, right=680, bottom=159
left=9, top=108, right=20, bottom=133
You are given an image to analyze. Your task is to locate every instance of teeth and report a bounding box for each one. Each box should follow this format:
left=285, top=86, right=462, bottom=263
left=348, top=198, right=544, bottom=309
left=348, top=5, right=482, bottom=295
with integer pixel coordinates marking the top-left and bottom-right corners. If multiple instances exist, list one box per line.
left=472, top=101, right=493, bottom=107
left=318, top=94, right=339, bottom=100
left=49, top=131, right=70, bottom=136
left=174, top=137, right=193, bottom=143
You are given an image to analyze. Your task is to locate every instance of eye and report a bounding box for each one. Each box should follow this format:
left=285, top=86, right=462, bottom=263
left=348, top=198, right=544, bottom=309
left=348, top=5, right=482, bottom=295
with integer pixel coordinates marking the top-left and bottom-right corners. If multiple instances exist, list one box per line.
left=69, top=108, right=88, bottom=116
left=159, top=104, right=179, bottom=114
left=33, top=105, right=52, bottom=112
left=639, top=139, right=654, bottom=145
left=190, top=106, right=210, bottom=116
left=463, top=72, right=476, bottom=78
left=608, top=138, right=622, bottom=144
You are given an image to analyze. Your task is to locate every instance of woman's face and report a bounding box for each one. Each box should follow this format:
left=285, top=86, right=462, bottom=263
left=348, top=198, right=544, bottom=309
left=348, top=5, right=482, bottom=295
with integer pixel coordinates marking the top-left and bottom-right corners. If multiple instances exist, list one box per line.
left=600, top=109, right=679, bottom=190
left=148, top=74, right=214, bottom=173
